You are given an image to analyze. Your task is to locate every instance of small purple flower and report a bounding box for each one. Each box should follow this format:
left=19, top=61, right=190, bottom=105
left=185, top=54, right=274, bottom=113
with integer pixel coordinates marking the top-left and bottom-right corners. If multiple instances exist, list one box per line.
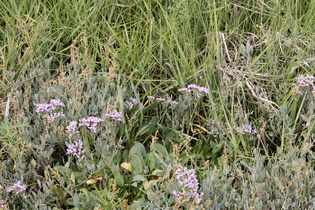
left=6, top=181, right=27, bottom=195
left=294, top=74, right=315, bottom=94
left=35, top=103, right=55, bottom=113
left=124, top=101, right=133, bottom=109
left=43, top=112, right=65, bottom=122
left=163, top=100, right=179, bottom=105
left=197, top=86, right=209, bottom=94
left=207, top=128, right=218, bottom=137
left=35, top=99, right=65, bottom=122
left=66, top=139, right=86, bottom=161
left=50, top=99, right=65, bottom=107
left=187, top=84, right=198, bottom=89
left=297, top=74, right=315, bottom=87
left=35, top=99, right=64, bottom=113
left=0, top=200, right=6, bottom=207
left=179, top=84, right=209, bottom=95
left=178, top=88, right=191, bottom=93
left=172, top=166, right=203, bottom=204
left=67, top=117, right=103, bottom=138
left=234, top=124, right=256, bottom=134
left=79, top=117, right=104, bottom=132
left=105, top=110, right=122, bottom=121
left=66, top=121, right=79, bottom=138
left=156, top=97, right=166, bottom=101
left=206, top=119, right=219, bottom=137
left=124, top=98, right=141, bottom=109
left=147, top=96, right=178, bottom=105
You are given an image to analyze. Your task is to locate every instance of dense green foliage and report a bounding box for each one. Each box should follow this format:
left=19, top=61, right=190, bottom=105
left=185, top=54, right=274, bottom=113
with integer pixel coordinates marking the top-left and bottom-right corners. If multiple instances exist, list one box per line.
left=1, top=0, right=315, bottom=209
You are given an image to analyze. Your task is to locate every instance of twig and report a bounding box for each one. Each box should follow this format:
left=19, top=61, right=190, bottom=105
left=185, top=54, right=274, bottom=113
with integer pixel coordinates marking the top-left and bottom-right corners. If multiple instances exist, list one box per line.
left=5, top=97, right=11, bottom=119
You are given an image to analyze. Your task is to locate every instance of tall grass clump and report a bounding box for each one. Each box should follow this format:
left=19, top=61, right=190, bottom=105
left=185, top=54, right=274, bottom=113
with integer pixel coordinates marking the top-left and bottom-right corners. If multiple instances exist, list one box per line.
left=1, top=0, right=315, bottom=209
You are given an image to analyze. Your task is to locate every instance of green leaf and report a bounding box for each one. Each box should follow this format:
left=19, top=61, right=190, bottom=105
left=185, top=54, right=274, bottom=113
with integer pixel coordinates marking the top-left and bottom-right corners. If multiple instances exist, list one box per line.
left=151, top=169, right=164, bottom=176
left=80, top=188, right=90, bottom=199
left=135, top=117, right=157, bottom=142
left=148, top=117, right=157, bottom=135
left=132, top=175, right=145, bottom=182
left=129, top=142, right=146, bottom=158
left=108, top=163, right=125, bottom=187
left=211, top=143, right=223, bottom=159
left=153, top=143, right=169, bottom=159
left=143, top=117, right=158, bottom=144
left=54, top=166, right=74, bottom=176
left=130, top=202, right=142, bottom=210
left=140, top=102, right=158, bottom=115
left=66, top=197, right=74, bottom=206
left=203, top=148, right=213, bottom=159
left=135, top=124, right=150, bottom=139
left=130, top=154, right=143, bottom=175
left=113, top=171, right=124, bottom=187
left=145, top=152, right=156, bottom=172
left=146, top=189, right=157, bottom=201
left=71, top=173, right=76, bottom=185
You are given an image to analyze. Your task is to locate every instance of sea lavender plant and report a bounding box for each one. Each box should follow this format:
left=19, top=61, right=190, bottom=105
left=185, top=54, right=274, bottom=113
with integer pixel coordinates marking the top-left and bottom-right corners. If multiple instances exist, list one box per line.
left=297, top=74, right=315, bottom=87
left=293, top=74, right=315, bottom=94
left=105, top=110, right=122, bottom=121
left=124, top=98, right=138, bottom=109
left=156, top=97, right=166, bottom=101
left=178, top=88, right=191, bottom=93
left=206, top=119, right=219, bottom=137
left=79, top=117, right=104, bottom=132
left=0, top=200, right=6, bottom=209
left=172, top=166, right=203, bottom=204
left=147, top=96, right=165, bottom=101
left=162, top=100, right=179, bottom=105
left=43, top=112, right=65, bottom=122
left=234, top=124, right=256, bottom=134
left=66, top=117, right=103, bottom=138
left=124, top=97, right=144, bottom=110
left=179, top=84, right=209, bottom=94
left=66, top=139, right=86, bottom=161
left=66, top=121, right=80, bottom=138
left=34, top=99, right=65, bottom=122
left=187, top=84, right=209, bottom=94
left=147, top=96, right=178, bottom=105
left=5, top=181, right=27, bottom=195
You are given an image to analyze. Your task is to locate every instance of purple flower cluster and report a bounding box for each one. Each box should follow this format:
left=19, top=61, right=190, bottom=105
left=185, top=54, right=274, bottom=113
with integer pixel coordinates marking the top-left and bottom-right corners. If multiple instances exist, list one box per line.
left=178, top=84, right=209, bottom=94
left=124, top=97, right=143, bottom=109
left=172, top=166, right=203, bottom=204
left=66, top=139, right=85, bottom=161
left=66, top=121, right=79, bottom=138
left=234, top=124, right=256, bottom=134
left=0, top=199, right=6, bottom=208
left=105, top=110, right=122, bottom=121
left=35, top=99, right=65, bottom=122
left=206, top=119, right=219, bottom=137
left=294, top=74, right=315, bottom=93
left=43, top=112, right=65, bottom=121
left=5, top=181, right=27, bottom=195
left=66, top=117, right=103, bottom=138
left=297, top=74, right=315, bottom=87
left=35, top=99, right=64, bottom=113
left=147, top=96, right=178, bottom=105
left=79, top=117, right=104, bottom=132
